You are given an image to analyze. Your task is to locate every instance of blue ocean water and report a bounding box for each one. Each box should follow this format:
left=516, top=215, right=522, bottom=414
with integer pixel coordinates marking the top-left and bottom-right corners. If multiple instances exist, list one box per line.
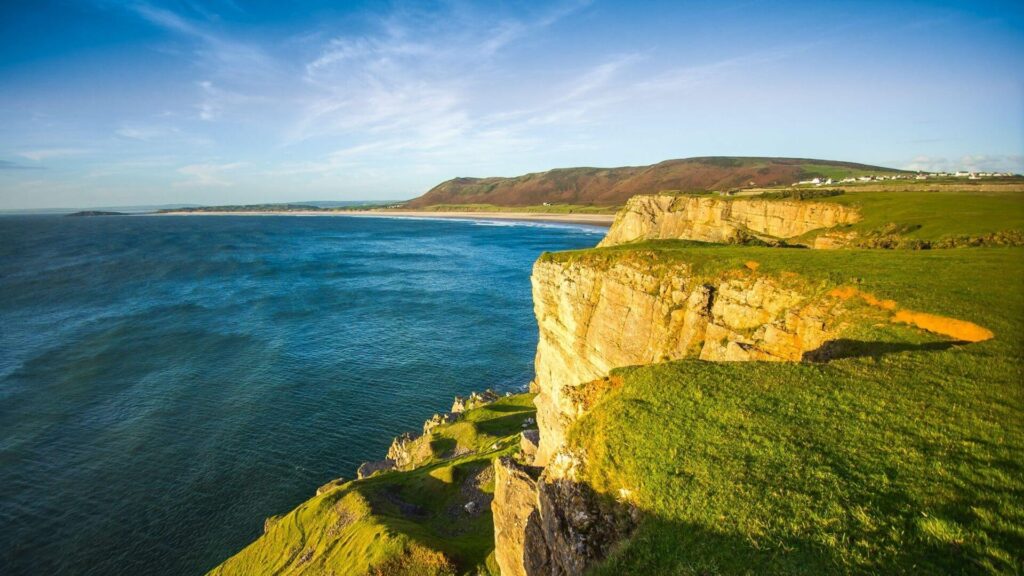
left=0, top=214, right=603, bottom=575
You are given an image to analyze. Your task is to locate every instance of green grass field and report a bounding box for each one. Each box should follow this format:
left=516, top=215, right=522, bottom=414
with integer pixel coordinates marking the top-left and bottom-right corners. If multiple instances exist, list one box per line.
left=812, top=188, right=1024, bottom=242
left=556, top=243, right=1024, bottom=574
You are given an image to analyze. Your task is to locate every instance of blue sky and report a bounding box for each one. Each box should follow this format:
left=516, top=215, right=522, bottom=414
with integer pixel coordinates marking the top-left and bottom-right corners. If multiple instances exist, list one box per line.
left=0, top=0, right=1022, bottom=209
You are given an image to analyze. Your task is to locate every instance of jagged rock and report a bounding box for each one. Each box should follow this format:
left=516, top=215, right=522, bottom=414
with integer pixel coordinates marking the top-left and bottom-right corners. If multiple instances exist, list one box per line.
left=356, top=459, right=395, bottom=479
left=468, top=389, right=499, bottom=409
left=387, top=432, right=419, bottom=469
left=422, top=412, right=457, bottom=435
left=536, top=473, right=635, bottom=575
left=451, top=396, right=466, bottom=413
left=520, top=429, right=540, bottom=464
left=521, top=416, right=536, bottom=429
left=316, top=477, right=346, bottom=496
left=492, top=457, right=548, bottom=576
left=464, top=501, right=478, bottom=514
left=452, top=389, right=500, bottom=414
left=531, top=255, right=837, bottom=465
left=263, top=514, right=282, bottom=534
left=493, top=455, right=635, bottom=576
left=599, top=194, right=861, bottom=247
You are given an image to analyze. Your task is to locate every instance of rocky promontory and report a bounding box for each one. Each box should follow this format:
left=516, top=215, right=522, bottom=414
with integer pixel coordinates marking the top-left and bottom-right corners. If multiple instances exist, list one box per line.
left=210, top=186, right=1017, bottom=575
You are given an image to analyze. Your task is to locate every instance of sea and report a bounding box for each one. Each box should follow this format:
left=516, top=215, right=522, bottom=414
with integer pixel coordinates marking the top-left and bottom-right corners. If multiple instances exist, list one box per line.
left=0, top=214, right=604, bottom=575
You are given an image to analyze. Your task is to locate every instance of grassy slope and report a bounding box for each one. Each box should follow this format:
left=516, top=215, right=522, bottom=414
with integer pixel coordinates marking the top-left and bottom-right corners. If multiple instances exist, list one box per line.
left=554, top=243, right=1023, bottom=574
left=406, top=157, right=904, bottom=208
left=209, top=395, right=536, bottom=576
left=813, top=188, right=1024, bottom=241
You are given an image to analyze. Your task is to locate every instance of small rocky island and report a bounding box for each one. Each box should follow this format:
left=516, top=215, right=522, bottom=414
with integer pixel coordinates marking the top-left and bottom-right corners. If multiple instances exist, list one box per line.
left=65, top=210, right=126, bottom=217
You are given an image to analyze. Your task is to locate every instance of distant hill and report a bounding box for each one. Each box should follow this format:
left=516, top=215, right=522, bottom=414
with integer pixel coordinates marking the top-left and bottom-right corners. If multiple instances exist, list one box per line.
left=405, top=157, right=905, bottom=208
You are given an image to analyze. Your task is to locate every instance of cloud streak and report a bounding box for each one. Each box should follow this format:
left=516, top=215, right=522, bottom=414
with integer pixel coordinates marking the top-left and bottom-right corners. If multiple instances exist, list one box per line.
left=175, top=161, right=245, bottom=187
left=17, top=148, right=90, bottom=162
left=0, top=160, right=44, bottom=170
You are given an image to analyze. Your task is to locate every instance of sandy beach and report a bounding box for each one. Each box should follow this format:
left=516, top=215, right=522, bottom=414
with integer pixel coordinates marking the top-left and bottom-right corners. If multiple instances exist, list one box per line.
left=154, top=209, right=615, bottom=227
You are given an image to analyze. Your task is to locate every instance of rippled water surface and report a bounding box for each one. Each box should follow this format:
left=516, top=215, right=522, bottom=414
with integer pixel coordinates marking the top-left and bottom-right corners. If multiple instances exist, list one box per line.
left=0, top=214, right=603, bottom=575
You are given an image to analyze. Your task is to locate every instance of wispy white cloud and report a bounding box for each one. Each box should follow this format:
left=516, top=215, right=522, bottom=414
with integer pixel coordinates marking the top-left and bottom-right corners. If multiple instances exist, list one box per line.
left=175, top=161, right=245, bottom=187
left=128, top=2, right=281, bottom=121
left=132, top=2, right=274, bottom=75
left=251, top=1, right=649, bottom=195
left=17, top=148, right=91, bottom=162
left=116, top=124, right=178, bottom=141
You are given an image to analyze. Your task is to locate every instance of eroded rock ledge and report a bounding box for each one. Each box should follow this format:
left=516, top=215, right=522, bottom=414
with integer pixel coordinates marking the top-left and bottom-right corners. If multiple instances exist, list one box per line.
left=599, top=194, right=861, bottom=247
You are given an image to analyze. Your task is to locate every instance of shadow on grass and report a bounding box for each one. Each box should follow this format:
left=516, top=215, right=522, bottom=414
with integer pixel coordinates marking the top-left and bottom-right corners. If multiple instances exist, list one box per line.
left=361, top=461, right=496, bottom=571
left=804, top=338, right=964, bottom=362
left=430, top=436, right=457, bottom=457
left=474, top=413, right=533, bottom=436
left=595, top=503, right=1017, bottom=575
left=477, top=403, right=533, bottom=414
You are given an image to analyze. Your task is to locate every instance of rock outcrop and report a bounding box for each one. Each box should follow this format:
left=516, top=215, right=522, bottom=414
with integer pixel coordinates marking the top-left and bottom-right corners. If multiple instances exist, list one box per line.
left=356, top=459, right=395, bottom=479
left=599, top=194, right=861, bottom=247
left=357, top=389, right=505, bottom=477
left=520, top=430, right=540, bottom=463
left=493, top=455, right=635, bottom=576
left=452, top=389, right=500, bottom=413
left=493, top=458, right=546, bottom=576
left=531, top=254, right=836, bottom=465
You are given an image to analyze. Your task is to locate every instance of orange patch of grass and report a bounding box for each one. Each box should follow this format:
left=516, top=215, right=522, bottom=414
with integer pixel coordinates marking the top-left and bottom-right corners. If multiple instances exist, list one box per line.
left=744, top=260, right=760, bottom=271
left=829, top=286, right=993, bottom=342
left=860, top=292, right=898, bottom=311
left=892, top=310, right=994, bottom=343
left=828, top=286, right=859, bottom=300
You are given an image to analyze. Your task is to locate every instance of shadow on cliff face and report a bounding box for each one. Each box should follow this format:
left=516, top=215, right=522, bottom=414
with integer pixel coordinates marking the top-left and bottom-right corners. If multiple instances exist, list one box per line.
left=803, top=338, right=964, bottom=362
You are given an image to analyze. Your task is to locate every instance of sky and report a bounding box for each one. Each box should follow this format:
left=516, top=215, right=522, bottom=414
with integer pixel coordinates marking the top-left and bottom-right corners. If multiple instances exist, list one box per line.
left=0, top=0, right=1022, bottom=209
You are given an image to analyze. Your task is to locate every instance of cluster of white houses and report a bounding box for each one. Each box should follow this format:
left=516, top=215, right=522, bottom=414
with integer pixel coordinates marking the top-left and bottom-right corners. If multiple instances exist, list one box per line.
left=795, top=171, right=1018, bottom=186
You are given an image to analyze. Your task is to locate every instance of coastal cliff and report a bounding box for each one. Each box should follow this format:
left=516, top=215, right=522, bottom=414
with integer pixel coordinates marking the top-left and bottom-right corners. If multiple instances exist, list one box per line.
left=210, top=189, right=1021, bottom=575
left=599, top=194, right=861, bottom=247
left=529, top=253, right=835, bottom=466
left=488, top=240, right=1007, bottom=576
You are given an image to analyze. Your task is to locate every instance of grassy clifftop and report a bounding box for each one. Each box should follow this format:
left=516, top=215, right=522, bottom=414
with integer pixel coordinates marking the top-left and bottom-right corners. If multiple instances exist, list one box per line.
left=209, top=395, right=537, bottom=576
left=558, top=243, right=1023, bottom=574
left=802, top=187, right=1024, bottom=245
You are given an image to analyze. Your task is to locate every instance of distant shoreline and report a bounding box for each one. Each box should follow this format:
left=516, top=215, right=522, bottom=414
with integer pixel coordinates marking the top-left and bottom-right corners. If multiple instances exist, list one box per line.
left=151, top=209, right=615, bottom=227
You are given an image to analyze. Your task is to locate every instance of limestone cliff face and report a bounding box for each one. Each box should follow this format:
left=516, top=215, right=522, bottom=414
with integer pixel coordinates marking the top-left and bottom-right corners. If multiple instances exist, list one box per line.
left=530, top=255, right=835, bottom=466
left=599, top=194, right=861, bottom=247
left=489, top=254, right=840, bottom=575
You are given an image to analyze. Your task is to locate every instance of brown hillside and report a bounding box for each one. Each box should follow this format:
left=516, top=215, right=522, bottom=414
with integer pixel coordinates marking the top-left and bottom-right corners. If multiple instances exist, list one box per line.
left=405, top=157, right=904, bottom=207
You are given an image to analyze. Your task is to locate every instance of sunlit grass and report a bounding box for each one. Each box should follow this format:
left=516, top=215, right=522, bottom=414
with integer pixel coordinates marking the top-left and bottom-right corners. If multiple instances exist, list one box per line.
left=565, top=245, right=1023, bottom=574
